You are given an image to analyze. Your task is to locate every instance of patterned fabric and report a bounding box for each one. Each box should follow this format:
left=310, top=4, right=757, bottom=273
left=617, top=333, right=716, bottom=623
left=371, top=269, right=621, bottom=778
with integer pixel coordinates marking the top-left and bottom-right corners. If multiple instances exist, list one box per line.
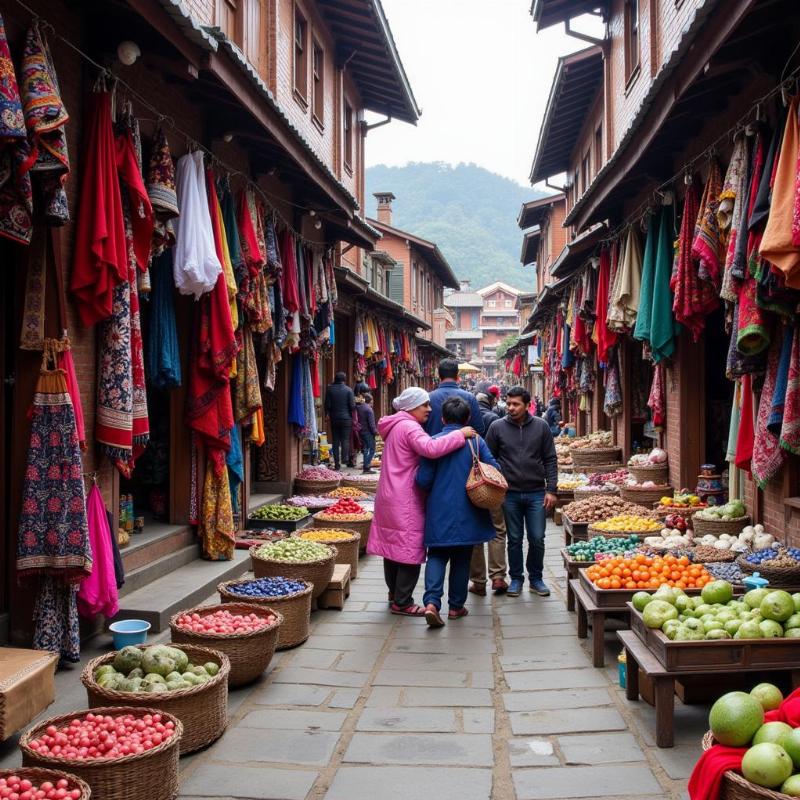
left=768, top=326, right=794, bottom=435
left=720, top=135, right=749, bottom=303
left=19, top=21, right=70, bottom=224
left=19, top=233, right=47, bottom=350
left=692, top=159, right=724, bottom=290
left=16, top=362, right=91, bottom=580
left=727, top=302, right=767, bottom=379
left=780, top=325, right=800, bottom=455
left=648, top=362, right=666, bottom=427
left=603, top=350, right=622, bottom=417
left=145, top=125, right=179, bottom=251
left=234, top=324, right=262, bottom=423
left=199, top=458, right=235, bottom=561
left=33, top=578, right=80, bottom=662
left=147, top=250, right=181, bottom=389
left=752, top=333, right=785, bottom=489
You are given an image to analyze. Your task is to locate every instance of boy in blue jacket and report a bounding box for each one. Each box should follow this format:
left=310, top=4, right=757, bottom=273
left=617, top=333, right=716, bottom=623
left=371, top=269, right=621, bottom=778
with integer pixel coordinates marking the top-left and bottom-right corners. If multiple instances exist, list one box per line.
left=416, top=396, right=501, bottom=628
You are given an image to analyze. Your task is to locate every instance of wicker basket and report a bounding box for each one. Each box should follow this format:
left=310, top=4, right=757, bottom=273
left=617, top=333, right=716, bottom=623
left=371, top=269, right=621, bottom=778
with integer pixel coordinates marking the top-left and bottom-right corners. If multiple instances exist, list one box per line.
left=0, top=768, right=91, bottom=799
left=571, top=447, right=622, bottom=467
left=340, top=477, right=378, bottom=494
left=736, top=555, right=800, bottom=583
left=294, top=528, right=360, bottom=578
left=169, top=603, right=283, bottom=688
left=692, top=513, right=751, bottom=536
left=701, top=731, right=789, bottom=800
left=574, top=487, right=621, bottom=500
left=81, top=645, right=229, bottom=754
left=628, top=463, right=670, bottom=483
left=313, top=513, right=373, bottom=554
left=691, top=547, right=737, bottom=563
left=218, top=579, right=312, bottom=650
left=20, top=707, right=182, bottom=800
left=293, top=477, right=340, bottom=495
left=620, top=484, right=674, bottom=506
left=249, top=543, right=337, bottom=600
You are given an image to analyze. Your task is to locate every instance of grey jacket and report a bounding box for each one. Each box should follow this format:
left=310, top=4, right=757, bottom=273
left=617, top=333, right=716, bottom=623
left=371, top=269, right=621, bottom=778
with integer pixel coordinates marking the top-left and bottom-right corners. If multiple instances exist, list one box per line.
left=485, top=413, right=558, bottom=494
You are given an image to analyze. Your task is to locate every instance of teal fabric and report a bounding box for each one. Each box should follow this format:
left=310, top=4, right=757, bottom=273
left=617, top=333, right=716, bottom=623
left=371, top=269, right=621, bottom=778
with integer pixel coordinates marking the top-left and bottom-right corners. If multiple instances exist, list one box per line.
left=633, top=212, right=657, bottom=345
left=650, top=206, right=680, bottom=363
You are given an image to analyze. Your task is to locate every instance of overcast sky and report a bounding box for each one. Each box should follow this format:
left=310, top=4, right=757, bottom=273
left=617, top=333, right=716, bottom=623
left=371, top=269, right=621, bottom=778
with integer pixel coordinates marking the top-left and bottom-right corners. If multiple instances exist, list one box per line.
left=365, top=0, right=596, bottom=188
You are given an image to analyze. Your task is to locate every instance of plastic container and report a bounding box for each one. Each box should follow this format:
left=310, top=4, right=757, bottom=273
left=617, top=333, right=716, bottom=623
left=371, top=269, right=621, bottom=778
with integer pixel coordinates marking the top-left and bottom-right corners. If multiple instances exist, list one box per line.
left=108, top=619, right=151, bottom=648
left=617, top=651, right=627, bottom=689
left=742, top=571, right=769, bottom=591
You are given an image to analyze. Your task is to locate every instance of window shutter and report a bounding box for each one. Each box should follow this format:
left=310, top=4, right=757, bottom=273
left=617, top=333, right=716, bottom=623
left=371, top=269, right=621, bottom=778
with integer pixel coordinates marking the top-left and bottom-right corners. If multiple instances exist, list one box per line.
left=388, top=262, right=405, bottom=304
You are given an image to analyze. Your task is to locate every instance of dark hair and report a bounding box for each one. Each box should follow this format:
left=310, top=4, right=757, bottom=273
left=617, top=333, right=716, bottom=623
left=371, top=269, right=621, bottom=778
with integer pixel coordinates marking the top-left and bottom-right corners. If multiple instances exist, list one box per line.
left=362, top=393, right=373, bottom=404
left=334, top=371, right=347, bottom=383
left=438, top=358, right=459, bottom=380
left=441, top=396, right=471, bottom=425
left=506, top=386, right=531, bottom=405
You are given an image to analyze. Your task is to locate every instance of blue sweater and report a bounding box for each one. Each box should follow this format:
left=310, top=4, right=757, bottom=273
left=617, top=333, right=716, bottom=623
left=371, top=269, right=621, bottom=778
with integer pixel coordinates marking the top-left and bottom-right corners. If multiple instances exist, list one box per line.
left=416, top=426, right=499, bottom=548
left=424, top=381, right=486, bottom=437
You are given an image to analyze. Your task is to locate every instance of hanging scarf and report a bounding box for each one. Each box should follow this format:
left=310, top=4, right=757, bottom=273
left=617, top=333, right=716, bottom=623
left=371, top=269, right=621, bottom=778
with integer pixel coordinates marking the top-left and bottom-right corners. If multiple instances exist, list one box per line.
left=780, top=325, right=800, bottom=454
left=633, top=212, right=657, bottom=345
left=608, top=226, right=643, bottom=331
left=70, top=92, right=126, bottom=324
left=288, top=353, right=305, bottom=432
left=692, top=158, right=724, bottom=290
left=226, top=424, right=244, bottom=514
left=768, top=325, right=794, bottom=435
left=752, top=332, right=786, bottom=488
left=302, top=355, right=318, bottom=444
left=603, top=350, right=623, bottom=417
left=145, top=125, right=178, bottom=256
left=594, top=247, right=617, bottom=364
left=648, top=362, right=666, bottom=427
left=720, top=134, right=749, bottom=302
left=147, top=250, right=181, bottom=389
left=735, top=373, right=755, bottom=473
left=16, top=345, right=91, bottom=582
left=726, top=301, right=767, bottom=378
left=726, top=381, right=742, bottom=464
left=208, top=173, right=239, bottom=335
left=651, top=203, right=678, bottom=363
left=19, top=20, right=70, bottom=224
left=77, top=484, right=119, bottom=619
left=199, top=458, right=235, bottom=561
left=58, top=347, right=85, bottom=450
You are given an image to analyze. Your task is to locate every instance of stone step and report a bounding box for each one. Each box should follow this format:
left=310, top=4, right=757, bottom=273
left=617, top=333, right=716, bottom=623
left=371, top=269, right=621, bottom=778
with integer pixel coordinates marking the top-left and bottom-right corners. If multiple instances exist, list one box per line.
left=114, top=549, right=252, bottom=632
left=248, top=492, right=284, bottom=510
left=118, top=543, right=200, bottom=599
left=120, top=521, right=196, bottom=574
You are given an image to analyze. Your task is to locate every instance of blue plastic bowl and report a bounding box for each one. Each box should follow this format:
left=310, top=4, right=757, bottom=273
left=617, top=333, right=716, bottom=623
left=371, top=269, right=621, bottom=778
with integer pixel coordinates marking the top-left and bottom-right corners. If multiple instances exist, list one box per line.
left=108, top=619, right=151, bottom=649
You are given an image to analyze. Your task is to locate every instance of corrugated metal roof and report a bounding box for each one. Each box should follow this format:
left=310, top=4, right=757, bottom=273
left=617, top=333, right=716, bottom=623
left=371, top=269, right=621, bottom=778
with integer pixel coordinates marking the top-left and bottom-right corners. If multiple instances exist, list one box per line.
left=530, top=0, right=609, bottom=32
left=444, top=292, right=484, bottom=308
left=155, top=0, right=219, bottom=51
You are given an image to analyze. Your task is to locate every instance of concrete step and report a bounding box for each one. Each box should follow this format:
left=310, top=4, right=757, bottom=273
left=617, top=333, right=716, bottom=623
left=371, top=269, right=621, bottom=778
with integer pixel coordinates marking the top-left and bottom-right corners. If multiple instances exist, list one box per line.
left=118, top=543, right=200, bottom=599
left=248, top=492, right=284, bottom=510
left=120, top=521, right=196, bottom=573
left=114, top=549, right=252, bottom=632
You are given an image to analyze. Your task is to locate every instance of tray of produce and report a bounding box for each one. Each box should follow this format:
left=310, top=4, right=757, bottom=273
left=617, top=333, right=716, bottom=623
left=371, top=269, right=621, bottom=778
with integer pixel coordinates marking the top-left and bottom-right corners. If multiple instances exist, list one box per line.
left=696, top=523, right=774, bottom=555
left=234, top=529, right=287, bottom=549
left=692, top=499, right=751, bottom=535
left=247, top=504, right=311, bottom=531
left=589, top=514, right=664, bottom=538
left=284, top=494, right=338, bottom=509
left=620, top=482, right=674, bottom=506
left=327, top=487, right=370, bottom=500
left=654, top=492, right=707, bottom=517
left=564, top=534, right=642, bottom=565
left=562, top=496, right=656, bottom=526
left=629, top=582, right=800, bottom=671
left=293, top=467, right=342, bottom=495
left=581, top=554, right=712, bottom=608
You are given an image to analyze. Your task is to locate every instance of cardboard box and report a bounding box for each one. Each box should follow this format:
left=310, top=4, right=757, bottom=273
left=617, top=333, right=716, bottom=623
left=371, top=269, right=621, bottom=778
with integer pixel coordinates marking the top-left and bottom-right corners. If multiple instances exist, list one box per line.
left=0, top=648, right=58, bottom=740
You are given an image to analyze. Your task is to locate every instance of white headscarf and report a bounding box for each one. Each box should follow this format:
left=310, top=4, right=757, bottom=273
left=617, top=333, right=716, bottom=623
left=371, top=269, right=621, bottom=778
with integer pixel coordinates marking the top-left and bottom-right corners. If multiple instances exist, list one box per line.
left=392, top=387, right=430, bottom=412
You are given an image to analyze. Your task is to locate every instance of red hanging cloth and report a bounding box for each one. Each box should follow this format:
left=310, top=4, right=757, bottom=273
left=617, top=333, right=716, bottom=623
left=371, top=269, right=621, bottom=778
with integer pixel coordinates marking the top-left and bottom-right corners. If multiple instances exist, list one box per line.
left=595, top=247, right=618, bottom=364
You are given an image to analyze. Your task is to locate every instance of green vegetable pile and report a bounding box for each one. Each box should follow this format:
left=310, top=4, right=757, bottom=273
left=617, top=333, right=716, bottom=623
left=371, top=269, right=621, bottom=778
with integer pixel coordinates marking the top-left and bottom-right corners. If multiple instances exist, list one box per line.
left=250, top=504, right=309, bottom=521
left=94, top=645, right=220, bottom=693
left=695, top=498, right=747, bottom=521
left=256, top=538, right=332, bottom=562
left=636, top=581, right=800, bottom=640
left=565, top=535, right=640, bottom=562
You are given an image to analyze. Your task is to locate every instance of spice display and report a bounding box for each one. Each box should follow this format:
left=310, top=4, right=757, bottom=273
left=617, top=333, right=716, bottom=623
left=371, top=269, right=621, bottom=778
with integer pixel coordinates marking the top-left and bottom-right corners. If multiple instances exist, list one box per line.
left=562, top=496, right=653, bottom=523
left=327, top=487, right=369, bottom=499
left=255, top=539, right=332, bottom=562
left=174, top=608, right=277, bottom=634
left=299, top=530, right=354, bottom=542
left=249, top=504, right=309, bottom=521
left=225, top=577, right=307, bottom=598
left=295, top=466, right=342, bottom=481
left=0, top=775, right=83, bottom=800
left=314, top=499, right=372, bottom=521
left=565, top=535, right=641, bottom=561
left=586, top=554, right=711, bottom=590
left=594, top=514, right=662, bottom=533
left=26, top=711, right=176, bottom=759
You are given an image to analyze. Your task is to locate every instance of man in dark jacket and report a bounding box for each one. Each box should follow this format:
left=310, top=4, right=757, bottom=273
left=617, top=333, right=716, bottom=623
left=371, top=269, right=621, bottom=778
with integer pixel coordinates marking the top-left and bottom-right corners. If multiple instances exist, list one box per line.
left=475, top=392, right=501, bottom=431
left=356, top=394, right=378, bottom=473
left=544, top=397, right=562, bottom=435
left=485, top=385, right=558, bottom=597
left=324, top=372, right=355, bottom=470
left=425, top=359, right=485, bottom=437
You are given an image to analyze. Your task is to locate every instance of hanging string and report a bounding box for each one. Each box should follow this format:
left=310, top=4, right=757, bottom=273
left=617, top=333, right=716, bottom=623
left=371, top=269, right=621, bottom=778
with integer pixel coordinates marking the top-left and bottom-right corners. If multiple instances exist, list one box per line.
left=10, top=0, right=348, bottom=246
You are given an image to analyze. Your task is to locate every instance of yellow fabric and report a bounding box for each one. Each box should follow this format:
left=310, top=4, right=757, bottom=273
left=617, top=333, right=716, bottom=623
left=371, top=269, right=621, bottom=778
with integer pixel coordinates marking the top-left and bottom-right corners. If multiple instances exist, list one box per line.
left=213, top=191, right=239, bottom=333
left=250, top=407, right=265, bottom=447
left=199, top=459, right=235, bottom=561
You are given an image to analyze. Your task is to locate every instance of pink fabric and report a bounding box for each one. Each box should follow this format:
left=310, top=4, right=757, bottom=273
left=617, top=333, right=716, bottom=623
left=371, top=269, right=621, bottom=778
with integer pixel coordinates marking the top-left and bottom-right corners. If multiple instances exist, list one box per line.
left=59, top=349, right=85, bottom=449
left=77, top=484, right=119, bottom=619
left=367, top=411, right=465, bottom=565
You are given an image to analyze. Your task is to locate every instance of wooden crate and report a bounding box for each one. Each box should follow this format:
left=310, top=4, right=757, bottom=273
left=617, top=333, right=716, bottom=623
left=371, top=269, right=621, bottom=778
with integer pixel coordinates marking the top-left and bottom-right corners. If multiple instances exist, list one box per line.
left=563, top=515, right=589, bottom=545
left=317, top=564, right=351, bottom=610
left=578, top=570, right=706, bottom=609
left=554, top=508, right=563, bottom=526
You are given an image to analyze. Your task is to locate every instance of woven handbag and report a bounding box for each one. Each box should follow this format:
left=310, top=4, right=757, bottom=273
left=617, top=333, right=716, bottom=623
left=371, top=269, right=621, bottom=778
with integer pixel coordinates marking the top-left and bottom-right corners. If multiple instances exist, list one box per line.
left=465, top=438, right=508, bottom=510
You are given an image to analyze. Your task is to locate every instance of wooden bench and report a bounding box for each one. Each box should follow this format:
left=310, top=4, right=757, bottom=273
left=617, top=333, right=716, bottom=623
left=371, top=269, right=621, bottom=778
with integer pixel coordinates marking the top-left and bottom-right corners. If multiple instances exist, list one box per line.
left=618, top=630, right=800, bottom=748
left=317, top=563, right=351, bottom=610
left=571, top=578, right=628, bottom=668
left=0, top=649, right=58, bottom=741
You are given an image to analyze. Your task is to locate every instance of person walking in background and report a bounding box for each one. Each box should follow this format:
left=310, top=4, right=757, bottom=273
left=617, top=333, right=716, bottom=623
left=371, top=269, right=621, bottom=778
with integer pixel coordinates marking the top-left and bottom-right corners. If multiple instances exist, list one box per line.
left=417, top=397, right=500, bottom=627
left=425, top=358, right=485, bottom=436
left=486, top=386, right=558, bottom=597
left=368, top=387, right=476, bottom=617
left=357, top=393, right=378, bottom=473
left=544, top=396, right=562, bottom=436
left=475, top=390, right=500, bottom=430
left=324, top=372, right=355, bottom=471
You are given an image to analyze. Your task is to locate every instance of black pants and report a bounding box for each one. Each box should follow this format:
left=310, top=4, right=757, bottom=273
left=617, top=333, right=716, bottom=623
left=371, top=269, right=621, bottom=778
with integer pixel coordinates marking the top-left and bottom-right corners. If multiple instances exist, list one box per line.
left=383, top=559, right=421, bottom=608
left=330, top=421, right=352, bottom=469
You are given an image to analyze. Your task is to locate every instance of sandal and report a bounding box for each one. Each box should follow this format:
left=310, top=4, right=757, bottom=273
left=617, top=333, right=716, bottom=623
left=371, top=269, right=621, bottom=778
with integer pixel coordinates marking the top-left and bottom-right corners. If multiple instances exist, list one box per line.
left=390, top=603, right=425, bottom=617
left=448, top=607, right=469, bottom=620
left=425, top=604, right=445, bottom=628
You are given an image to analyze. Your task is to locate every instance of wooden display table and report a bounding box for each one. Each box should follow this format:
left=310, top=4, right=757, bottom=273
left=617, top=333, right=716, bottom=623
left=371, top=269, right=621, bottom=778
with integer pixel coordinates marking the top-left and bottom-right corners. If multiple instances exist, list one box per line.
left=562, top=515, right=589, bottom=546
left=560, top=550, right=595, bottom=612
left=570, top=579, right=629, bottom=668
left=618, top=630, right=800, bottom=748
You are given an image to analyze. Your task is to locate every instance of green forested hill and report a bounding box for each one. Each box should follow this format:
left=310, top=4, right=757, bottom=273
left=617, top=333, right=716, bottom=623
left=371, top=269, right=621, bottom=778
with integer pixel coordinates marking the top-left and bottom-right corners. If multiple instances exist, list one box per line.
left=365, top=162, right=544, bottom=289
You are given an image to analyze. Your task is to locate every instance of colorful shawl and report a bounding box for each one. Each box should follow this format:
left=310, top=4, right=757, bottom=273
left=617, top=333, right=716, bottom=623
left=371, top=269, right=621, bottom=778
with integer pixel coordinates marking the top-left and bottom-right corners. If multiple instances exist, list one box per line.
left=19, top=20, right=70, bottom=224
left=648, top=361, right=666, bottom=427
left=147, top=250, right=181, bottom=389
left=234, top=324, right=262, bottom=423
left=727, top=301, right=767, bottom=379
left=608, top=226, right=642, bottom=331
left=720, top=134, right=749, bottom=302
left=146, top=125, right=178, bottom=256
left=780, top=325, right=800, bottom=454
left=288, top=353, right=305, bottom=432
left=16, top=354, right=91, bottom=581
left=752, top=332, right=786, bottom=488
left=651, top=203, right=678, bottom=363
left=603, top=349, right=623, bottom=417
left=633, top=212, right=657, bottom=345
left=692, top=159, right=724, bottom=290
left=77, top=484, right=119, bottom=619
left=199, top=458, right=235, bottom=561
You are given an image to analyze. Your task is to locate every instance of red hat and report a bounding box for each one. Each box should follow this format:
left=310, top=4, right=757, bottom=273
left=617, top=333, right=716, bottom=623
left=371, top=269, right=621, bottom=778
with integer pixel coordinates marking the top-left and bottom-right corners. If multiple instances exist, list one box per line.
left=487, top=385, right=500, bottom=397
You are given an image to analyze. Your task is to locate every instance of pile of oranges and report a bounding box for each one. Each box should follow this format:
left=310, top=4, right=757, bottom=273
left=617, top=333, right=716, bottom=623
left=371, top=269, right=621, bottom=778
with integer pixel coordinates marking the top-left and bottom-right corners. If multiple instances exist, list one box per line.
left=585, top=553, right=712, bottom=590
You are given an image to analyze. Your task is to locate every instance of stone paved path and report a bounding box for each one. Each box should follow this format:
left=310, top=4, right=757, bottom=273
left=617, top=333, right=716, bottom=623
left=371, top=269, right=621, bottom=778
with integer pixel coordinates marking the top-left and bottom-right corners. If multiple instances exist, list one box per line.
left=176, top=521, right=706, bottom=800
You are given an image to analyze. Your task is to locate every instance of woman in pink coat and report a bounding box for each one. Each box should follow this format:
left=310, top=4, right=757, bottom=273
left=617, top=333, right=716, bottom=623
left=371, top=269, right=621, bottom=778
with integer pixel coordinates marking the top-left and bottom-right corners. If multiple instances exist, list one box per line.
left=368, top=387, right=475, bottom=616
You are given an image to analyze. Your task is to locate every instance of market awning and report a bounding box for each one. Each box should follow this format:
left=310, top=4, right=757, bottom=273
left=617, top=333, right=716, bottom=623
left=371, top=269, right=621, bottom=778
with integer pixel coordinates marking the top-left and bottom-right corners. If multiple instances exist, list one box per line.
left=520, top=227, right=541, bottom=266
left=416, top=337, right=454, bottom=359
left=458, top=362, right=481, bottom=374
left=517, top=193, right=565, bottom=229
left=529, top=46, right=603, bottom=184
left=550, top=222, right=606, bottom=278
left=530, top=0, right=609, bottom=32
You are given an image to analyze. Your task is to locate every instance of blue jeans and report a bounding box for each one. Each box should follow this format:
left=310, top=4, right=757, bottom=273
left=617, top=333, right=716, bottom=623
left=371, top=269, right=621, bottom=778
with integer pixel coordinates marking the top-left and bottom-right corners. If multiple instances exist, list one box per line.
left=503, top=490, right=546, bottom=582
left=423, top=545, right=473, bottom=610
left=361, top=432, right=375, bottom=470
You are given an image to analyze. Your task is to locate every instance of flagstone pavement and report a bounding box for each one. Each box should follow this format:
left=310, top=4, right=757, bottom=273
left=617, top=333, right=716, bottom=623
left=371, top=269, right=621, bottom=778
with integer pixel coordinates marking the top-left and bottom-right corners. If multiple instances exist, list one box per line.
left=1, top=521, right=710, bottom=799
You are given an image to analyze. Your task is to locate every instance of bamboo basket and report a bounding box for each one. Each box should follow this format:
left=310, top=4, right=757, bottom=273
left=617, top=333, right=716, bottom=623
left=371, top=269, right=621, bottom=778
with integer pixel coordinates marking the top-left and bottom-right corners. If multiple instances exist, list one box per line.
left=0, top=768, right=91, bottom=799
left=571, top=447, right=622, bottom=467
left=169, top=603, right=283, bottom=687
left=249, top=543, right=337, bottom=600
left=692, top=513, right=751, bottom=536
left=81, top=645, right=228, bottom=754
left=701, top=731, right=791, bottom=800
left=218, top=579, right=313, bottom=650
left=294, top=528, right=360, bottom=578
left=20, top=707, right=182, bottom=800
left=313, top=513, right=373, bottom=554
left=620, top=484, right=673, bottom=506
left=628, top=463, right=670, bottom=483
left=736, top=555, right=800, bottom=583
left=293, top=477, right=340, bottom=495
left=340, top=477, right=378, bottom=494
